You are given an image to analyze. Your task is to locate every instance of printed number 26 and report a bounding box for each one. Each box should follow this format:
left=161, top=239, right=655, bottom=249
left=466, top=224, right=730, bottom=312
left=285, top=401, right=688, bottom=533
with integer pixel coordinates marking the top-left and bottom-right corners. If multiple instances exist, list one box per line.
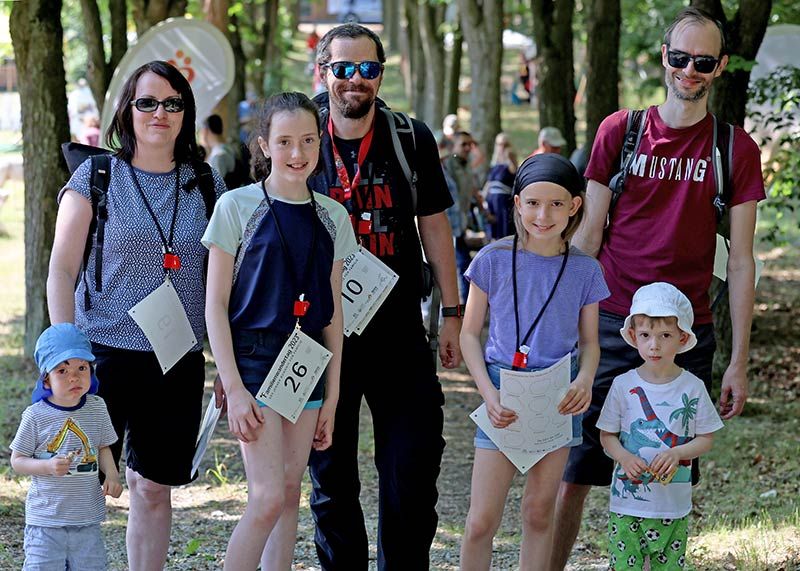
left=284, top=362, right=308, bottom=394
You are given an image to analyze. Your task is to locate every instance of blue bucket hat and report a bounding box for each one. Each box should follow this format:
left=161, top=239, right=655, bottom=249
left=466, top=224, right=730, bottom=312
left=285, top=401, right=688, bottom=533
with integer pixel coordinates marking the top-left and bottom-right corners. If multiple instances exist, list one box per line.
left=32, top=323, right=99, bottom=404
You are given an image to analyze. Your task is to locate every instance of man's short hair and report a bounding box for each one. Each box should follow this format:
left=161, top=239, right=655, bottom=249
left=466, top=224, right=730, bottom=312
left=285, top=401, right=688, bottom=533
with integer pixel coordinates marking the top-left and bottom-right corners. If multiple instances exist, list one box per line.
left=664, top=7, right=727, bottom=56
left=316, top=24, right=386, bottom=66
left=204, top=114, right=224, bottom=136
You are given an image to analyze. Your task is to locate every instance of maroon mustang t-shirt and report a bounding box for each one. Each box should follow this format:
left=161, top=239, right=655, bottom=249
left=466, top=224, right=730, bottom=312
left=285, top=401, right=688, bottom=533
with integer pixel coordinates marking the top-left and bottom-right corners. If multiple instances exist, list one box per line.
left=585, top=106, right=765, bottom=324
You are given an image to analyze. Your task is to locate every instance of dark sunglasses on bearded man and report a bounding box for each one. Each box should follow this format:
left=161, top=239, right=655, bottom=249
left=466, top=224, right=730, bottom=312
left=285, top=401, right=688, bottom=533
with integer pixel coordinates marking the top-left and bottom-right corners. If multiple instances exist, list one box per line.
left=321, top=60, right=384, bottom=80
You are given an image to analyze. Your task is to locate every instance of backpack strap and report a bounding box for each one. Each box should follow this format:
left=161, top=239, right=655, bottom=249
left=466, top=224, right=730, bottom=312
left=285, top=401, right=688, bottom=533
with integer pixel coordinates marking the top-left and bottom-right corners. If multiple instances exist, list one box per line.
left=381, top=107, right=418, bottom=213
left=191, top=160, right=217, bottom=220
left=607, top=108, right=648, bottom=225
left=82, top=154, right=111, bottom=309
left=711, top=114, right=735, bottom=223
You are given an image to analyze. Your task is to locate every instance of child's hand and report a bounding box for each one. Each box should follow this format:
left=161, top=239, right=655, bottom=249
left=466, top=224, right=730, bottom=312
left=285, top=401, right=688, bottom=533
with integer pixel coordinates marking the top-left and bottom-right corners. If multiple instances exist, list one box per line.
left=103, top=473, right=123, bottom=498
left=226, top=386, right=265, bottom=443
left=619, top=452, right=649, bottom=480
left=485, top=389, right=518, bottom=429
left=558, top=375, right=592, bottom=415
left=650, top=449, right=681, bottom=479
left=47, top=456, right=71, bottom=476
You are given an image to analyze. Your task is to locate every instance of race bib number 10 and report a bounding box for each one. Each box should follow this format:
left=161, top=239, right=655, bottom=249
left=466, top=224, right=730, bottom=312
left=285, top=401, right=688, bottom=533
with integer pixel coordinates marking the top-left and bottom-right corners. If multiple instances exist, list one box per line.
left=341, top=247, right=398, bottom=336
left=256, top=328, right=332, bottom=423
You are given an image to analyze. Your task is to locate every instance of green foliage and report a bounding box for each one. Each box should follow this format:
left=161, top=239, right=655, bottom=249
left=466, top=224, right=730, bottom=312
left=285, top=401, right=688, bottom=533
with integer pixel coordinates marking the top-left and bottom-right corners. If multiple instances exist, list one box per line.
left=725, top=55, right=756, bottom=73
left=185, top=537, right=203, bottom=556
left=748, top=65, right=800, bottom=246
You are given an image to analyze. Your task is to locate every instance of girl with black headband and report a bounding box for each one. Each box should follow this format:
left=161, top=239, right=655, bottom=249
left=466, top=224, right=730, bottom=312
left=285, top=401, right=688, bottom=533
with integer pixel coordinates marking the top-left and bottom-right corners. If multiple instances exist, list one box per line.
left=459, top=153, right=610, bottom=568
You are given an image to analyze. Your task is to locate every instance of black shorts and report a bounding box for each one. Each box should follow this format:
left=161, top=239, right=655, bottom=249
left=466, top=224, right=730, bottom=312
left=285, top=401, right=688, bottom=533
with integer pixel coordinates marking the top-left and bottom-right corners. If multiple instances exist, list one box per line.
left=562, top=310, right=715, bottom=486
left=91, top=343, right=205, bottom=486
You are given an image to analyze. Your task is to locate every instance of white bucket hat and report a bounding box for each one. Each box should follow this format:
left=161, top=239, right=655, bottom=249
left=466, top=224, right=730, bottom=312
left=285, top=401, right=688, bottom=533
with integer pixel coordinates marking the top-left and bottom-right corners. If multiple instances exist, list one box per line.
left=620, top=282, right=697, bottom=353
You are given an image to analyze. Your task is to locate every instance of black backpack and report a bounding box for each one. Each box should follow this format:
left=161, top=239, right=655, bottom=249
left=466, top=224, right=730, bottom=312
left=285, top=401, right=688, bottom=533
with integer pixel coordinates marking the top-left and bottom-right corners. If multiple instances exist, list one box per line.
left=607, top=108, right=734, bottom=231
left=61, top=142, right=217, bottom=309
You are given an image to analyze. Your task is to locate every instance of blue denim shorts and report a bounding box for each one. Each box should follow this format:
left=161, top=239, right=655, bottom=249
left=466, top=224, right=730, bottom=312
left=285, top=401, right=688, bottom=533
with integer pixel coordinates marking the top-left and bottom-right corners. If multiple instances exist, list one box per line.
left=233, top=329, right=324, bottom=410
left=23, top=524, right=106, bottom=571
left=474, top=358, right=583, bottom=450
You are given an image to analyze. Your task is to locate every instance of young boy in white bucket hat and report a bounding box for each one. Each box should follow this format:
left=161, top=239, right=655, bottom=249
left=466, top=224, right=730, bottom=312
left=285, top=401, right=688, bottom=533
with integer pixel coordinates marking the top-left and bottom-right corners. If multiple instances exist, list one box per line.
left=596, top=282, right=724, bottom=570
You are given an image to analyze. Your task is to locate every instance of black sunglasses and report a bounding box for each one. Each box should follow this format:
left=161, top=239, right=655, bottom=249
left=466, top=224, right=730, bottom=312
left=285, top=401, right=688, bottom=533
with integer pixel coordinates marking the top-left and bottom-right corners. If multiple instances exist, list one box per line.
left=130, top=96, right=185, bottom=113
left=666, top=48, right=720, bottom=74
left=323, top=61, right=383, bottom=80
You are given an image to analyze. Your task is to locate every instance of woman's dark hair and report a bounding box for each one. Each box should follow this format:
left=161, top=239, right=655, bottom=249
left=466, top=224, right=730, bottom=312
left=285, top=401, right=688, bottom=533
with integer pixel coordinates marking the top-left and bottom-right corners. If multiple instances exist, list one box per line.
left=105, top=60, right=201, bottom=164
left=248, top=92, right=322, bottom=181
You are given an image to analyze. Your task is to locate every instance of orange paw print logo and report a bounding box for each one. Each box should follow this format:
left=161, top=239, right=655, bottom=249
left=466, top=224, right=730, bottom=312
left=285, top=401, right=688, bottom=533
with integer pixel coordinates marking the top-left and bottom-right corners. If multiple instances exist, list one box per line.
left=168, top=50, right=195, bottom=83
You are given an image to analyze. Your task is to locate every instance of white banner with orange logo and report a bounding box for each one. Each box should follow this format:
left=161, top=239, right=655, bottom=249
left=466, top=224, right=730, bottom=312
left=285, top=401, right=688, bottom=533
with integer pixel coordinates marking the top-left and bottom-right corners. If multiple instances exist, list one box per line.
left=100, top=18, right=235, bottom=134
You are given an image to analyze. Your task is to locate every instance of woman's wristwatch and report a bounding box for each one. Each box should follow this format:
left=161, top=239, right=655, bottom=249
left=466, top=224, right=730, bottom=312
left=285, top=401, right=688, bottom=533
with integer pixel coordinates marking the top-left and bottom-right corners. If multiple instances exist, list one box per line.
left=441, top=304, right=466, bottom=318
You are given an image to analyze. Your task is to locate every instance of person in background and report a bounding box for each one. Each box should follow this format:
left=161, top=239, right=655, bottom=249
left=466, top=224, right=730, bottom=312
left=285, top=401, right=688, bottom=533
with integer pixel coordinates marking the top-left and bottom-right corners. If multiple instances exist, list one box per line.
left=484, top=132, right=518, bottom=240
left=531, top=126, right=567, bottom=156
left=200, top=114, right=236, bottom=181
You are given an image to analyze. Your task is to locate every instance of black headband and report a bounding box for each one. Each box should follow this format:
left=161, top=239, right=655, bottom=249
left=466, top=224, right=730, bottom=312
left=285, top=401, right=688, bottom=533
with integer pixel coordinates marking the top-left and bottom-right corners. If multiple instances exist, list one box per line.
left=513, top=153, right=584, bottom=196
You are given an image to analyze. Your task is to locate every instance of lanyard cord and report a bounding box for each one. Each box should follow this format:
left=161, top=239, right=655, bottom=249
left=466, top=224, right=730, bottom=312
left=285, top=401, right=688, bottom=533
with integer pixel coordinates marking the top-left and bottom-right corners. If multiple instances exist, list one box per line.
left=128, top=162, right=181, bottom=269
left=260, top=179, right=318, bottom=317
left=328, top=115, right=375, bottom=202
left=512, top=234, right=570, bottom=356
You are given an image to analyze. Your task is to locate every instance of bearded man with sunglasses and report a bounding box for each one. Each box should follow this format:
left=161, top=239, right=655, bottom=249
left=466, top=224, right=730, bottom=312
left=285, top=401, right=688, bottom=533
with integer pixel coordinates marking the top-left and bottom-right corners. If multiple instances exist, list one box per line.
left=550, top=8, right=765, bottom=569
left=306, top=24, right=462, bottom=571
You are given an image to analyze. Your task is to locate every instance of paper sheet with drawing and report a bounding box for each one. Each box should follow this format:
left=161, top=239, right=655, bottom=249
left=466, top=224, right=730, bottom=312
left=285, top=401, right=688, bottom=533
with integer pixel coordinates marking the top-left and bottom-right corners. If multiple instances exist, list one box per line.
left=470, top=354, right=572, bottom=473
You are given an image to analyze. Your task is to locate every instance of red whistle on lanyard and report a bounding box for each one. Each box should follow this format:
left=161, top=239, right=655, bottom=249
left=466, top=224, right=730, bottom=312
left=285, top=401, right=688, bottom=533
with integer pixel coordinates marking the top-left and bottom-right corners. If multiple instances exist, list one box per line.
left=163, top=251, right=181, bottom=270
left=512, top=345, right=530, bottom=369
left=357, top=212, right=372, bottom=235
left=293, top=295, right=311, bottom=318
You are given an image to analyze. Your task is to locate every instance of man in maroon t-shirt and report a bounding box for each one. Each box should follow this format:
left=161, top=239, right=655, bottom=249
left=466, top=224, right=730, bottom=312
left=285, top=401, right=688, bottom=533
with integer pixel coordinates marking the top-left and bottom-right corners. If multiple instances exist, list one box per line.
left=550, top=8, right=765, bottom=569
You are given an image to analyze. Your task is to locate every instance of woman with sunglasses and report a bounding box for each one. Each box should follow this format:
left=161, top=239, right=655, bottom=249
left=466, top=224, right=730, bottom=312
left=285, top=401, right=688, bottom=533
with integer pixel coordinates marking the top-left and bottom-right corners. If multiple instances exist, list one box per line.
left=47, top=60, right=226, bottom=570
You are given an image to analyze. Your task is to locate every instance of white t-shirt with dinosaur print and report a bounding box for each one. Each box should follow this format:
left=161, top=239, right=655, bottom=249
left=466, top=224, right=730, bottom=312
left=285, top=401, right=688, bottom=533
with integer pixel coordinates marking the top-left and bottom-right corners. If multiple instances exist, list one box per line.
left=597, top=369, right=724, bottom=518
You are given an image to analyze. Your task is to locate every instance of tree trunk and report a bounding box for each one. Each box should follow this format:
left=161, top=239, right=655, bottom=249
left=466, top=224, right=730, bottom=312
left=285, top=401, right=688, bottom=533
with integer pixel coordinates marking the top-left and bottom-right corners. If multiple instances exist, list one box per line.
left=584, top=0, right=620, bottom=150
left=692, top=0, right=772, bottom=383
left=404, top=0, right=426, bottom=118
left=79, top=0, right=109, bottom=115
left=203, top=0, right=233, bottom=136
left=10, top=0, right=71, bottom=357
left=230, top=12, right=247, bottom=133
left=457, top=0, right=503, bottom=155
left=445, top=20, right=463, bottom=116
left=132, top=0, right=183, bottom=36
left=109, top=0, right=128, bottom=72
left=531, top=0, right=576, bottom=155
left=247, top=1, right=266, bottom=98
left=263, top=0, right=283, bottom=95
left=384, top=0, right=400, bottom=52
left=418, top=2, right=446, bottom=128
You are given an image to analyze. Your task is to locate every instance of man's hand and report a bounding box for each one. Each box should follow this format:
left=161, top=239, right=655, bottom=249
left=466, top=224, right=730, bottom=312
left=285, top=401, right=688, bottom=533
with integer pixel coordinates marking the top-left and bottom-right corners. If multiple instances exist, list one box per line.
left=438, top=317, right=462, bottom=369
left=719, top=362, right=748, bottom=420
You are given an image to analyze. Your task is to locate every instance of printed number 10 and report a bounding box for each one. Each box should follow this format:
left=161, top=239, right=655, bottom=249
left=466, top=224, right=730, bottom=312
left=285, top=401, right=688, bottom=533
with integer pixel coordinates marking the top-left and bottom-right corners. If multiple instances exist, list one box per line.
left=341, top=279, right=363, bottom=303
left=284, top=362, right=307, bottom=394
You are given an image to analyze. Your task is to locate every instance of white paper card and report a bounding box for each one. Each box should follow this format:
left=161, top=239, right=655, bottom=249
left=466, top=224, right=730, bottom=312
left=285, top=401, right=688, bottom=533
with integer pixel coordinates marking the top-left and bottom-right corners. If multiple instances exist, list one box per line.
left=341, top=247, right=398, bottom=336
left=713, top=233, right=764, bottom=287
left=471, top=405, right=546, bottom=474
left=469, top=354, right=573, bottom=474
left=256, top=328, right=332, bottom=423
left=128, top=279, right=197, bottom=373
left=192, top=395, right=222, bottom=478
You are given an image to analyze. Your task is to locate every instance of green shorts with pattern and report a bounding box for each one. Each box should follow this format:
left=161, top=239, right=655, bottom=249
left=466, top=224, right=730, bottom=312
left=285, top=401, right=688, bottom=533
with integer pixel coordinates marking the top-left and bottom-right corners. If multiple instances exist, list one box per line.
left=607, top=512, right=689, bottom=570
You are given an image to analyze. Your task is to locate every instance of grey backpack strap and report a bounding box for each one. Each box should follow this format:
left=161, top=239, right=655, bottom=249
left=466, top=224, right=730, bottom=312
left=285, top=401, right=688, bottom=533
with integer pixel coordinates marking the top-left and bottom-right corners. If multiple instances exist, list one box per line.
left=381, top=107, right=418, bottom=213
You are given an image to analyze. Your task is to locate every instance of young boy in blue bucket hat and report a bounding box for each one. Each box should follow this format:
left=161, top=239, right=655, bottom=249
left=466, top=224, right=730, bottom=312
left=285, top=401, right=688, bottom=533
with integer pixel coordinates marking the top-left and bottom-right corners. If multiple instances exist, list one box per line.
left=10, top=323, right=121, bottom=570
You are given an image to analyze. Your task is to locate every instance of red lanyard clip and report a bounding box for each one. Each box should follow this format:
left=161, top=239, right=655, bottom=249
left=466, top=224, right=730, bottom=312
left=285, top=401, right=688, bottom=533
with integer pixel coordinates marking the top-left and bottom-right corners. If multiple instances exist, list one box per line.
left=162, top=247, right=181, bottom=270
left=293, top=293, right=311, bottom=318
left=357, top=212, right=372, bottom=235
left=512, top=345, right=530, bottom=369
